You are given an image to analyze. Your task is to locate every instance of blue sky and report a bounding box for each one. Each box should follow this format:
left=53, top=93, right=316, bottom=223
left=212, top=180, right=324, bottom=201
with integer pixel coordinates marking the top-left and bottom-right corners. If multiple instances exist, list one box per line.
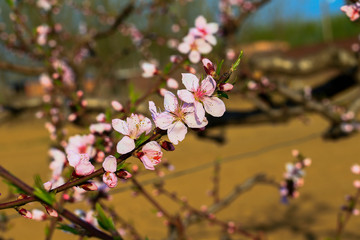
left=248, top=0, right=345, bottom=24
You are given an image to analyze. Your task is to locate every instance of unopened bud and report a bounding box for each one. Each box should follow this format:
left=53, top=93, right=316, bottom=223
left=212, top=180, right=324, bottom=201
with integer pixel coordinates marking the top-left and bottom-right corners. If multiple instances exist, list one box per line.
left=17, top=208, right=32, bottom=219
left=219, top=83, right=233, bottom=92
left=80, top=182, right=98, bottom=191
left=116, top=170, right=132, bottom=179
left=160, top=140, right=175, bottom=151
left=202, top=58, right=215, bottom=76
left=44, top=205, right=58, bottom=217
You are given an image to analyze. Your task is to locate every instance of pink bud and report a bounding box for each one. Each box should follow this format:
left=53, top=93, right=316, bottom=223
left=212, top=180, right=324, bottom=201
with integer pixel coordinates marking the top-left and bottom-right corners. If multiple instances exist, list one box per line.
left=202, top=58, right=215, bottom=76
left=76, top=90, right=84, bottom=98
left=303, top=158, right=312, bottom=167
left=160, top=140, right=175, bottom=151
left=44, top=205, right=58, bottom=217
left=219, top=83, right=233, bottom=92
left=111, top=100, right=123, bottom=111
left=116, top=170, right=132, bottom=179
left=68, top=113, right=77, bottom=122
left=80, top=182, right=98, bottom=191
left=291, top=149, right=299, bottom=157
left=96, top=113, right=106, bottom=122
left=17, top=208, right=32, bottom=219
left=166, top=78, right=179, bottom=89
left=159, top=88, right=167, bottom=96
left=43, top=181, right=52, bottom=191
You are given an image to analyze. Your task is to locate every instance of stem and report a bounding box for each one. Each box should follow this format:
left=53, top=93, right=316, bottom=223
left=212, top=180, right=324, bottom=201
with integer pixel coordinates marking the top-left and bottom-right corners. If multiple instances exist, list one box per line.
left=0, top=166, right=113, bottom=240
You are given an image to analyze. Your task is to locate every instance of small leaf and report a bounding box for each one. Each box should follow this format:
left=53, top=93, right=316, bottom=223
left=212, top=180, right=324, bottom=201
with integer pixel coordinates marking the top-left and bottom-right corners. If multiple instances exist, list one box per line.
left=231, top=51, right=243, bottom=71
left=217, top=91, right=229, bottom=99
left=163, top=62, right=173, bottom=75
left=95, top=203, right=116, bottom=232
left=216, top=59, right=224, bottom=76
left=5, top=0, right=14, bottom=7
left=128, top=83, right=140, bottom=105
left=57, top=224, right=80, bottom=235
left=33, top=175, right=56, bottom=205
left=135, top=132, right=150, bottom=148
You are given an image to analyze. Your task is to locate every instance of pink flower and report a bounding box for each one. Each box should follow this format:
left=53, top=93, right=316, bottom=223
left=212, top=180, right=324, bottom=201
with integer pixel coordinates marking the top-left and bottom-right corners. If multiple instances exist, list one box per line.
left=89, top=123, right=112, bottom=134
left=102, top=155, right=118, bottom=188
left=39, top=73, right=53, bottom=90
left=111, top=100, right=123, bottom=111
left=112, top=114, right=152, bottom=154
left=341, top=4, right=360, bottom=21
left=149, top=91, right=207, bottom=145
left=352, top=164, right=360, bottom=175
left=65, top=134, right=96, bottom=158
left=178, top=34, right=212, bottom=63
left=141, top=62, right=158, bottom=78
left=190, top=15, right=218, bottom=45
left=139, top=141, right=163, bottom=170
left=31, top=209, right=46, bottom=221
left=177, top=73, right=226, bottom=122
left=67, top=152, right=95, bottom=176
left=49, top=148, right=66, bottom=180
left=167, top=78, right=179, bottom=89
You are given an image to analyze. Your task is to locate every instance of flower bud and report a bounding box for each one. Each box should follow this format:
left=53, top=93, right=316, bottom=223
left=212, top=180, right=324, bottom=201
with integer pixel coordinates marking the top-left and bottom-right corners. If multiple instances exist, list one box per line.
left=17, top=208, right=32, bottom=219
left=80, top=182, right=98, bottom=191
left=116, top=170, right=132, bottom=179
left=219, top=83, right=233, bottom=92
left=44, top=205, right=58, bottom=217
left=202, top=58, right=215, bottom=76
left=160, top=140, right=175, bottom=151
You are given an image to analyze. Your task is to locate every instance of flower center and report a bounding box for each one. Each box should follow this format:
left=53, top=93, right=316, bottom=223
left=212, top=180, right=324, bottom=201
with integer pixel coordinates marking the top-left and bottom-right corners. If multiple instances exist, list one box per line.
left=194, top=89, right=206, bottom=101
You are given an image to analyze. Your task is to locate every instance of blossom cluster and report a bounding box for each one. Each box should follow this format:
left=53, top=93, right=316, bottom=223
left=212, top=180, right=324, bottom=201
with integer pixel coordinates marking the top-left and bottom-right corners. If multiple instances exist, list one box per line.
left=341, top=2, right=360, bottom=22
left=279, top=150, right=311, bottom=204
left=178, top=16, right=218, bottom=63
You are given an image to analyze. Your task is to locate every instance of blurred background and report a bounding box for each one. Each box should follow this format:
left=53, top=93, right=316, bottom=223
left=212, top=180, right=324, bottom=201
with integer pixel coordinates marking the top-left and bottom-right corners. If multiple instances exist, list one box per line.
left=1, top=0, right=360, bottom=239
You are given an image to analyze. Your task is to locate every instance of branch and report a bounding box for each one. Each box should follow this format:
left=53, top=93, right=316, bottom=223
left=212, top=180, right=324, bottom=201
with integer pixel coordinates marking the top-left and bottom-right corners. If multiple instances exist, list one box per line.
left=0, top=166, right=113, bottom=240
left=0, top=60, right=45, bottom=75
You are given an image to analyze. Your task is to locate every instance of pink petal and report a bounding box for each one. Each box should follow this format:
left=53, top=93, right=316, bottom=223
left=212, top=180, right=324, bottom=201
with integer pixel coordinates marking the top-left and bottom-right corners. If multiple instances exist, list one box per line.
left=189, top=50, right=201, bottom=63
left=167, top=121, right=187, bottom=145
left=205, top=34, right=217, bottom=45
left=178, top=42, right=190, bottom=54
left=67, top=151, right=81, bottom=167
left=203, top=96, right=226, bottom=117
left=205, top=23, right=219, bottom=34
left=164, top=91, right=178, bottom=112
left=155, top=112, right=176, bottom=130
left=112, top=119, right=129, bottom=135
left=149, top=101, right=159, bottom=121
left=140, top=155, right=155, bottom=170
left=142, top=141, right=162, bottom=153
left=196, top=39, right=212, bottom=54
left=184, top=112, right=208, bottom=128
left=103, top=155, right=117, bottom=173
left=194, top=100, right=205, bottom=123
left=177, top=89, right=195, bottom=103
left=138, top=117, right=152, bottom=136
left=201, top=76, right=216, bottom=96
left=181, top=73, right=199, bottom=92
left=75, top=160, right=95, bottom=176
left=195, top=15, right=207, bottom=29
left=103, top=172, right=118, bottom=188
left=167, top=78, right=179, bottom=89
left=116, top=136, right=135, bottom=154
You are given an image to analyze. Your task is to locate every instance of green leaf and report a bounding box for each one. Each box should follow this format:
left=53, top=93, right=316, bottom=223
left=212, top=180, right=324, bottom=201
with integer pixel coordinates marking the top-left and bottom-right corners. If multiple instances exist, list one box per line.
left=95, top=203, right=116, bottom=232
left=2, top=180, right=26, bottom=194
left=128, top=83, right=140, bottom=105
left=5, top=0, right=14, bottom=7
left=57, top=224, right=80, bottom=235
left=33, top=175, right=56, bottom=205
left=216, top=59, right=224, bottom=76
left=231, top=51, right=243, bottom=71
left=135, top=132, right=150, bottom=148
left=117, top=162, right=129, bottom=171
left=217, top=91, right=229, bottom=99
left=163, top=62, right=173, bottom=75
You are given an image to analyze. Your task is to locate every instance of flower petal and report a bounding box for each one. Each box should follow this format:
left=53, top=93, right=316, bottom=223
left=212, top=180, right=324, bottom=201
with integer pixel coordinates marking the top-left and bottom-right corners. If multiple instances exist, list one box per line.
left=206, top=23, right=218, bottom=34
left=103, top=155, right=117, bottom=173
left=181, top=73, right=199, bottom=92
left=155, top=112, right=176, bottom=130
left=140, top=155, right=155, bottom=170
left=177, top=89, right=195, bottom=103
left=196, top=39, right=212, bottom=54
left=195, top=15, right=207, bottom=29
left=116, top=136, right=135, bottom=154
left=137, top=117, right=152, bottom=136
left=201, top=75, right=216, bottom=96
left=194, top=100, right=205, bottom=123
left=167, top=121, right=187, bottom=145
left=184, top=111, right=208, bottom=128
left=178, top=42, right=190, bottom=54
left=189, top=50, right=201, bottom=63
left=67, top=151, right=81, bottom=167
left=164, top=90, right=178, bottom=112
left=203, top=96, right=226, bottom=117
left=112, top=119, right=129, bottom=135
left=103, top=172, right=118, bottom=188
left=205, top=34, right=217, bottom=45
left=75, top=160, right=95, bottom=176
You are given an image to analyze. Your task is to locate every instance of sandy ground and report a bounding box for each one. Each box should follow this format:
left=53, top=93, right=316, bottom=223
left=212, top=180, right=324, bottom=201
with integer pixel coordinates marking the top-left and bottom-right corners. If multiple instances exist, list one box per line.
left=1, top=101, right=360, bottom=240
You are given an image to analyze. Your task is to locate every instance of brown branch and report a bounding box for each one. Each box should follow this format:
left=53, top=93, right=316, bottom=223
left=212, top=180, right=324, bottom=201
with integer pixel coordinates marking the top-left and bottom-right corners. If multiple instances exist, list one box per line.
left=0, top=166, right=113, bottom=240
left=0, top=60, right=45, bottom=75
